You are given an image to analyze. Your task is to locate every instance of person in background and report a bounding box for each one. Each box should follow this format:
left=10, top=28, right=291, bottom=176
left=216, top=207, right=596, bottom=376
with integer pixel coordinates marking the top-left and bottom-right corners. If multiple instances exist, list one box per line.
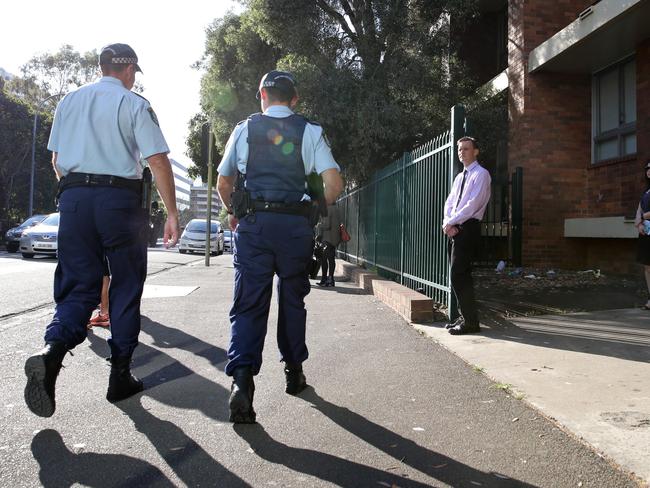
left=634, top=160, right=650, bottom=310
left=316, top=204, right=343, bottom=287
left=88, top=259, right=111, bottom=328
left=442, top=136, right=491, bottom=335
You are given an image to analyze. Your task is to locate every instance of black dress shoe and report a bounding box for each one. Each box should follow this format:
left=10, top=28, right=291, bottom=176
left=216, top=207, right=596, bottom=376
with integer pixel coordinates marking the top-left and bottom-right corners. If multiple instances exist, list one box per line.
left=106, top=356, right=144, bottom=403
left=317, top=278, right=327, bottom=286
left=24, top=342, right=68, bottom=417
left=448, top=322, right=481, bottom=335
left=444, top=317, right=464, bottom=330
left=229, top=367, right=256, bottom=423
left=284, top=363, right=307, bottom=395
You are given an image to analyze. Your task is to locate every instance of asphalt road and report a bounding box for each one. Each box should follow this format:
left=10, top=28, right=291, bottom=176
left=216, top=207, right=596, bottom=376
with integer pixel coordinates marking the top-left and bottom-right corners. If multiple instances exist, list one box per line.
left=0, top=246, right=202, bottom=319
left=0, top=254, right=639, bottom=487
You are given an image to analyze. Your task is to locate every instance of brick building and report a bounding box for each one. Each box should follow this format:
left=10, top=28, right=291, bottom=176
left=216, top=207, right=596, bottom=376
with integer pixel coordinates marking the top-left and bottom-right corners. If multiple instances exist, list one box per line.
left=461, top=0, right=650, bottom=274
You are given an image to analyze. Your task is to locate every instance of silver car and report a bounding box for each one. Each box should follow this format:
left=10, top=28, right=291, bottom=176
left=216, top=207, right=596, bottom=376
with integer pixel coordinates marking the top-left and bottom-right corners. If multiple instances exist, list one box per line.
left=179, top=219, right=224, bottom=255
left=223, top=229, right=233, bottom=252
left=4, top=214, right=48, bottom=253
left=20, top=213, right=59, bottom=259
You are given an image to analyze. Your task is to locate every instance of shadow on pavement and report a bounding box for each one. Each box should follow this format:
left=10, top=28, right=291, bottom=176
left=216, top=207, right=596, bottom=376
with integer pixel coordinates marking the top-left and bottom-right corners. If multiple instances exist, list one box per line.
left=469, top=309, right=650, bottom=364
left=31, top=429, right=174, bottom=487
left=234, top=422, right=438, bottom=488
left=84, top=320, right=249, bottom=486
left=299, top=388, right=534, bottom=488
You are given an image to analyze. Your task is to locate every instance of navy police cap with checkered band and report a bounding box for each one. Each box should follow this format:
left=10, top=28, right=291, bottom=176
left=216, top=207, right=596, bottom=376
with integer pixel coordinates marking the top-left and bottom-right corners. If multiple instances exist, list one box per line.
left=99, top=43, right=142, bottom=73
left=256, top=70, right=297, bottom=100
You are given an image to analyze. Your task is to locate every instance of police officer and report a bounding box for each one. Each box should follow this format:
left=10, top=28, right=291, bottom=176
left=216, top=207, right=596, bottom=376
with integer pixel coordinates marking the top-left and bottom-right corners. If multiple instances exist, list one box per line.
left=24, top=43, right=180, bottom=417
left=216, top=70, right=344, bottom=423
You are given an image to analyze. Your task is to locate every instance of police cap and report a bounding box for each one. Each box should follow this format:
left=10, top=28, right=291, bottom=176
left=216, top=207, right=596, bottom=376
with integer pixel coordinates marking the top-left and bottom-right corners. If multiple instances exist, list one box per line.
left=99, top=43, right=142, bottom=73
left=256, top=70, right=297, bottom=100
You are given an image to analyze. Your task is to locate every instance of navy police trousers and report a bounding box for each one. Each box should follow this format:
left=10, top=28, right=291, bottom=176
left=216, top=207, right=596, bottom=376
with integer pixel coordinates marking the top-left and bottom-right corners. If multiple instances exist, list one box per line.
left=45, top=186, right=148, bottom=358
left=226, top=212, right=314, bottom=376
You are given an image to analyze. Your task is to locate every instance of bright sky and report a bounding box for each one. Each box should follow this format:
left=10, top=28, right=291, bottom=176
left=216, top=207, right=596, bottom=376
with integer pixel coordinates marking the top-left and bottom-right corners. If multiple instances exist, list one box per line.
left=1, top=0, right=239, bottom=170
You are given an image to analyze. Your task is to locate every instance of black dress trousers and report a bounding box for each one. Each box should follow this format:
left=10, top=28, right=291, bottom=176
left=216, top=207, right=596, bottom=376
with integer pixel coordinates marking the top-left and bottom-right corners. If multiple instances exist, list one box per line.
left=448, top=219, right=480, bottom=326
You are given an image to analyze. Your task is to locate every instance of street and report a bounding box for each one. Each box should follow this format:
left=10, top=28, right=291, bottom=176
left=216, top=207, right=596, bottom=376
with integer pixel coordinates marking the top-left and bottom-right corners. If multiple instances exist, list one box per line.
left=0, top=253, right=639, bottom=487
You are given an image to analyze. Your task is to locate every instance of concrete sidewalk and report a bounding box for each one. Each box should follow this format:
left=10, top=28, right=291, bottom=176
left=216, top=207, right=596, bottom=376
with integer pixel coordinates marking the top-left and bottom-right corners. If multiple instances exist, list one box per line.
left=410, top=299, right=650, bottom=484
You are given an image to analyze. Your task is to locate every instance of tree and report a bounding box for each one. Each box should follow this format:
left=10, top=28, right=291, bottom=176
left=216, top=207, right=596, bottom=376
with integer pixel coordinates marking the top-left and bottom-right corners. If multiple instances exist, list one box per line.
left=189, top=1, right=479, bottom=184
left=0, top=88, right=56, bottom=231
left=6, top=44, right=100, bottom=111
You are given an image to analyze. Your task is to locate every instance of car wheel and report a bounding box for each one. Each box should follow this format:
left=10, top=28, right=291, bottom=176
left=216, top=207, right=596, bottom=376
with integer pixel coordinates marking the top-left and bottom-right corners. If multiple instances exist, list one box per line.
left=179, top=249, right=187, bottom=254
left=210, top=251, right=218, bottom=257
left=7, top=242, right=19, bottom=253
left=22, top=253, right=35, bottom=259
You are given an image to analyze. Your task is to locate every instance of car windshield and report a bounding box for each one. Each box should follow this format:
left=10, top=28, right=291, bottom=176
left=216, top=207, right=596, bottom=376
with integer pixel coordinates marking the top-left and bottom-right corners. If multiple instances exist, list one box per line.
left=21, top=215, right=46, bottom=227
left=40, top=214, right=60, bottom=227
left=224, top=230, right=232, bottom=237
left=186, top=221, right=218, bottom=233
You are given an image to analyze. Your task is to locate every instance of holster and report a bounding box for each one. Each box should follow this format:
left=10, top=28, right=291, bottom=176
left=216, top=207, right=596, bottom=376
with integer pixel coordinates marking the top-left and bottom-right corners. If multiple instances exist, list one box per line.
left=231, top=189, right=252, bottom=219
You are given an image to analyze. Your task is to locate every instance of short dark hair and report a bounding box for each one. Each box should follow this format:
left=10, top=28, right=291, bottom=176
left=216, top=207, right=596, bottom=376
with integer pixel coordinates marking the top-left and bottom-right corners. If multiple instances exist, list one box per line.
left=645, top=160, right=650, bottom=189
left=100, top=63, right=130, bottom=76
left=457, top=136, right=478, bottom=150
left=263, top=86, right=294, bottom=104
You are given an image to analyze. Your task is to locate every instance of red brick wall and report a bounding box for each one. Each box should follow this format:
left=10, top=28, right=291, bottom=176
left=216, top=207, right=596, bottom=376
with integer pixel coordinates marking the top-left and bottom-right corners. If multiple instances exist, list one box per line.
left=507, top=0, right=650, bottom=273
left=637, top=39, right=650, bottom=168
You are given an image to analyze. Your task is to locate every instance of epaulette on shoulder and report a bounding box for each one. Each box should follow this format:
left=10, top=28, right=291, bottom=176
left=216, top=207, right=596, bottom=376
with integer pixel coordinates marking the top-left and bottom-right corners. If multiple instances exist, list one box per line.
left=297, top=114, right=320, bottom=127
left=132, top=92, right=150, bottom=103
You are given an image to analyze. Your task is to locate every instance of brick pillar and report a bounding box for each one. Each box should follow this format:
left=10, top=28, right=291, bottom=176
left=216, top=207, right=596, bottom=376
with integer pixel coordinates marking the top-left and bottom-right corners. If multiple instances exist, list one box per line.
left=507, top=0, right=600, bottom=269
left=637, top=38, right=650, bottom=166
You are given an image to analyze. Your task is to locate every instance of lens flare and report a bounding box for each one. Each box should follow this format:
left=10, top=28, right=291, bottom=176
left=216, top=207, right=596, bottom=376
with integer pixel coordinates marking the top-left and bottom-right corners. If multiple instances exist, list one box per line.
left=267, top=129, right=283, bottom=145
left=281, top=142, right=295, bottom=155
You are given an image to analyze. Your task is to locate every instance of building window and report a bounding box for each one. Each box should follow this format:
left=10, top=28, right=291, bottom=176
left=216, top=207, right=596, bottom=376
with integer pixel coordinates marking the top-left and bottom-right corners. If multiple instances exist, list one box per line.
left=592, top=57, right=636, bottom=163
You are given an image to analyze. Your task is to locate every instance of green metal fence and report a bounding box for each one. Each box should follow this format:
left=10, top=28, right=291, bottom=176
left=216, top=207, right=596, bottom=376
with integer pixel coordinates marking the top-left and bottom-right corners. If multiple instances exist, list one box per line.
left=338, top=105, right=467, bottom=319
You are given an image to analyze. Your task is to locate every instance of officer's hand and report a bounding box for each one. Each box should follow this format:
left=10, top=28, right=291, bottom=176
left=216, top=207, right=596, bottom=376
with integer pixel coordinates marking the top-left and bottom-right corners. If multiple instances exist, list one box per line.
left=228, top=214, right=238, bottom=231
left=163, top=214, right=180, bottom=248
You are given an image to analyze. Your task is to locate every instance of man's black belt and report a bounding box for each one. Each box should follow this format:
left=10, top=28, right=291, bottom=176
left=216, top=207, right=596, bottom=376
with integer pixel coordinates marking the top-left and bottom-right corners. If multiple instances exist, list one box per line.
left=251, top=200, right=311, bottom=217
left=59, top=172, right=143, bottom=194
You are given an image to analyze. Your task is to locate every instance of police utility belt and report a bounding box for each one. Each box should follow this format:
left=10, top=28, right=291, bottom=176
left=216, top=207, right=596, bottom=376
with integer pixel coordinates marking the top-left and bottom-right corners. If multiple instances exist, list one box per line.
left=57, top=169, right=153, bottom=211
left=231, top=191, right=311, bottom=219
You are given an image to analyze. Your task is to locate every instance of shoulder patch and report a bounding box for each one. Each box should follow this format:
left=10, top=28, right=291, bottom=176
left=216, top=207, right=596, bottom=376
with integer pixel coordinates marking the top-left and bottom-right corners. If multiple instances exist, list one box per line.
left=147, top=107, right=160, bottom=126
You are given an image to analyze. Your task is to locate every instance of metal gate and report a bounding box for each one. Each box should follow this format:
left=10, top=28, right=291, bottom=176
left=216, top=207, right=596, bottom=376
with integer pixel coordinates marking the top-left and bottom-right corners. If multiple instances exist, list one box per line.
left=337, top=105, right=467, bottom=319
left=477, top=166, right=523, bottom=267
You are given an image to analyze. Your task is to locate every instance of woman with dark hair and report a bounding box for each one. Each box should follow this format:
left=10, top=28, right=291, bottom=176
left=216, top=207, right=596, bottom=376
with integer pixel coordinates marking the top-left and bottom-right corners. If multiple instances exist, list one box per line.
left=634, top=160, right=650, bottom=310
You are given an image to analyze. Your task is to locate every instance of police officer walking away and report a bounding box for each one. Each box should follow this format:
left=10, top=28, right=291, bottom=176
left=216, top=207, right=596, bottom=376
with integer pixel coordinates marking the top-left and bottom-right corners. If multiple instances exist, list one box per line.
left=217, top=70, right=344, bottom=423
left=24, top=44, right=180, bottom=417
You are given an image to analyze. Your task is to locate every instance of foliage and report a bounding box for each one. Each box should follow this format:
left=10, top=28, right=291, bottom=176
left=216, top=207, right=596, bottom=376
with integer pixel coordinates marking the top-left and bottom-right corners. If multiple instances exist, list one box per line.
left=189, top=1, right=479, bottom=184
left=5, top=44, right=100, bottom=112
left=0, top=88, right=57, bottom=233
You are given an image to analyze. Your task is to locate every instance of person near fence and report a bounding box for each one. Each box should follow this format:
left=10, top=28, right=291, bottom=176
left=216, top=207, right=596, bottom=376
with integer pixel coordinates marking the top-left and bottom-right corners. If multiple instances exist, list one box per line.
left=216, top=70, right=344, bottom=423
left=23, top=43, right=180, bottom=418
left=316, top=204, right=343, bottom=287
left=442, top=136, right=491, bottom=335
left=635, top=160, right=650, bottom=310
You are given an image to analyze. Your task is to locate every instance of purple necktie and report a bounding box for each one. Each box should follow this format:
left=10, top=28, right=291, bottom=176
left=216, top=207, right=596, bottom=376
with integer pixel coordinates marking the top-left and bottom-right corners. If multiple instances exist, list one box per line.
left=455, top=170, right=467, bottom=210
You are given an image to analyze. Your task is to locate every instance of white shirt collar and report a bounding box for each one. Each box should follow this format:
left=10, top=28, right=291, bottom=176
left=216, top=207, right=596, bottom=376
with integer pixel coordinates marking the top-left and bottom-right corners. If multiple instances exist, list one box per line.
left=263, top=105, right=294, bottom=117
left=100, top=76, right=125, bottom=88
left=464, top=161, right=479, bottom=172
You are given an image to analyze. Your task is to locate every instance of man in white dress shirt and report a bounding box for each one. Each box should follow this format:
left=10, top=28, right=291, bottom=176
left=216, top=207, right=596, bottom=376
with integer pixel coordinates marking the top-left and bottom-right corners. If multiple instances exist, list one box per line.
left=442, top=137, right=491, bottom=335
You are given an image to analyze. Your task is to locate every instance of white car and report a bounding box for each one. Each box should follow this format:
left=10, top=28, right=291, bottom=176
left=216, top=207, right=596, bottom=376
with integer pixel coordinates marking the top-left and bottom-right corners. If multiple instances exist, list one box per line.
left=179, top=219, right=224, bottom=256
left=20, top=212, right=59, bottom=259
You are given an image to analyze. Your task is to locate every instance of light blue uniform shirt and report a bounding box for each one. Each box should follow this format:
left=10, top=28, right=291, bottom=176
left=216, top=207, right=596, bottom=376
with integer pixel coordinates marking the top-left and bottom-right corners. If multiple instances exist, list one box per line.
left=217, top=105, right=340, bottom=190
left=48, top=76, right=169, bottom=179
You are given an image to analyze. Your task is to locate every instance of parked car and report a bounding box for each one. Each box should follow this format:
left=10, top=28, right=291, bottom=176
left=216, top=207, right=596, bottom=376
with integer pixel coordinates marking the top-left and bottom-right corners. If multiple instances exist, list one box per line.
left=4, top=214, right=48, bottom=253
left=223, top=229, right=233, bottom=252
left=20, top=213, right=60, bottom=259
left=178, top=219, right=224, bottom=255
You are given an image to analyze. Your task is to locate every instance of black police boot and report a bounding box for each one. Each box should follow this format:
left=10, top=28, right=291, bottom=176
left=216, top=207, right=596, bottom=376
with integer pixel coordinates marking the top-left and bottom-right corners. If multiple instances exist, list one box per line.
left=106, top=356, right=144, bottom=403
left=229, top=367, right=256, bottom=424
left=284, top=362, right=307, bottom=395
left=24, top=342, right=68, bottom=417
left=317, top=277, right=327, bottom=286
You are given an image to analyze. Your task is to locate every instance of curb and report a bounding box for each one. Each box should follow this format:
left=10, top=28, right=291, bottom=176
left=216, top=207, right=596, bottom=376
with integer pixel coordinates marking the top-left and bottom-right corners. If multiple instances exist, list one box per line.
left=335, top=260, right=434, bottom=323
